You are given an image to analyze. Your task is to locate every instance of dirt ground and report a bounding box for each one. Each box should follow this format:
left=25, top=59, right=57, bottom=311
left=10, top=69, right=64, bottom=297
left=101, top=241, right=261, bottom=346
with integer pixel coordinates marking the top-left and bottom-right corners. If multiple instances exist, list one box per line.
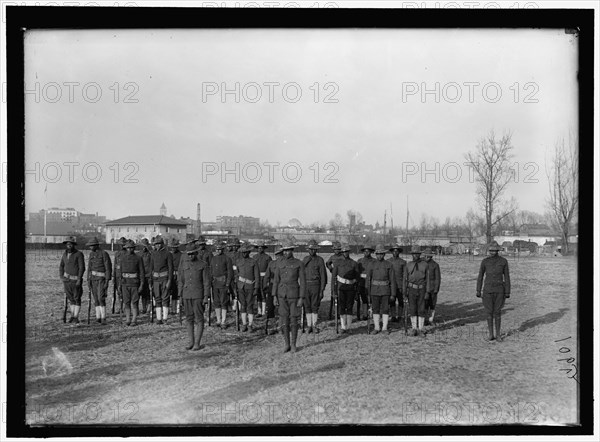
left=24, top=250, right=578, bottom=426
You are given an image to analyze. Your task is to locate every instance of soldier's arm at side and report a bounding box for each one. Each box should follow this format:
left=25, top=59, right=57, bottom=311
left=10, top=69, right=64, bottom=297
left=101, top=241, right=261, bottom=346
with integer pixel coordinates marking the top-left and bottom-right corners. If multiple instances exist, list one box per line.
left=138, top=256, right=145, bottom=289
left=402, top=264, right=408, bottom=296
left=504, top=260, right=511, bottom=297
left=476, top=260, right=485, bottom=296
left=319, top=258, right=327, bottom=293
left=59, top=253, right=65, bottom=279
left=105, top=251, right=112, bottom=281
left=226, top=256, right=233, bottom=286
left=298, top=262, right=306, bottom=306
left=390, top=266, right=397, bottom=298
left=77, top=252, right=85, bottom=282
left=271, top=265, right=280, bottom=298
left=203, top=264, right=210, bottom=303
left=178, top=265, right=185, bottom=298
left=167, top=252, right=173, bottom=284
left=435, top=263, right=440, bottom=293
left=253, top=261, right=260, bottom=294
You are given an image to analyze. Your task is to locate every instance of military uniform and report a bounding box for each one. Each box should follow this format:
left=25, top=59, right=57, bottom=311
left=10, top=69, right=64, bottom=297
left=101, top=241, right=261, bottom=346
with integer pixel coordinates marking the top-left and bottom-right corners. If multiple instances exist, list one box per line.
left=367, top=248, right=397, bottom=333
left=272, top=241, right=306, bottom=352
left=302, top=240, right=327, bottom=333
left=476, top=241, right=511, bottom=341
left=403, top=248, right=430, bottom=336
left=325, top=243, right=344, bottom=320
left=211, top=245, right=233, bottom=328
left=86, top=237, right=112, bottom=324
left=59, top=237, right=85, bottom=324
left=357, top=249, right=375, bottom=320
left=169, top=240, right=183, bottom=314
left=235, top=247, right=260, bottom=330
left=424, top=250, right=441, bottom=324
left=112, top=237, right=127, bottom=313
left=120, top=241, right=145, bottom=326
left=266, top=249, right=283, bottom=326
left=137, top=240, right=152, bottom=314
left=150, top=238, right=173, bottom=324
left=332, top=247, right=360, bottom=332
left=253, top=244, right=272, bottom=317
left=178, top=244, right=211, bottom=351
left=387, top=247, right=407, bottom=322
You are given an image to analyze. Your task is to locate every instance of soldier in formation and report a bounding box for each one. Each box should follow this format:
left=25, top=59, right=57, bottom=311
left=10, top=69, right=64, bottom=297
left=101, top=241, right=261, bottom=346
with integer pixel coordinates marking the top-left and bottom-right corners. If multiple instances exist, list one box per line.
left=178, top=242, right=211, bottom=351
left=235, top=244, right=260, bottom=332
left=120, top=240, right=145, bottom=326
left=168, top=238, right=183, bottom=317
left=86, top=236, right=112, bottom=325
left=59, top=236, right=85, bottom=325
left=403, top=246, right=430, bottom=336
left=150, top=236, right=173, bottom=325
left=325, top=241, right=343, bottom=320
left=302, top=239, right=327, bottom=333
left=112, top=237, right=127, bottom=314
left=476, top=240, right=511, bottom=342
left=272, top=240, right=306, bottom=352
left=332, top=243, right=360, bottom=333
left=211, top=241, right=233, bottom=329
left=357, top=245, right=376, bottom=321
left=253, top=241, right=272, bottom=318
left=266, top=246, right=284, bottom=335
left=137, top=238, right=152, bottom=315
left=366, top=244, right=396, bottom=334
left=387, top=244, right=406, bottom=324
left=423, top=248, right=441, bottom=325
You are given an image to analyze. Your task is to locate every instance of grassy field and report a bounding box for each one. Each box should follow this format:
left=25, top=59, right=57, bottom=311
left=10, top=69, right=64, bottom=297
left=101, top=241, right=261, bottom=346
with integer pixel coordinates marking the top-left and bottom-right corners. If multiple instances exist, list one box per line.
left=24, top=250, right=578, bottom=426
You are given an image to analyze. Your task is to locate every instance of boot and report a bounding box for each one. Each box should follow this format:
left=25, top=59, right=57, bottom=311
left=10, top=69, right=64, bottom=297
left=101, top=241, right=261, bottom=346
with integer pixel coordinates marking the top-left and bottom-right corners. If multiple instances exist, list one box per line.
left=410, top=316, right=418, bottom=336
left=312, top=313, right=320, bottom=334
left=125, top=306, right=131, bottom=326
left=248, top=314, right=254, bottom=330
left=95, top=306, right=102, bottom=323
left=221, top=309, right=227, bottom=327
left=373, top=314, right=381, bottom=334
left=429, top=309, right=436, bottom=324
left=215, top=308, right=222, bottom=326
left=290, top=324, right=299, bottom=353
left=131, top=305, right=138, bottom=326
left=417, top=317, right=425, bottom=336
left=162, top=306, right=169, bottom=325
left=262, top=302, right=267, bottom=318
left=192, top=320, right=204, bottom=351
left=185, top=321, right=194, bottom=350
left=100, top=306, right=107, bottom=325
left=340, top=315, right=346, bottom=332
left=282, top=325, right=291, bottom=352
left=487, top=316, right=495, bottom=341
left=141, top=297, right=148, bottom=314
left=382, top=314, right=389, bottom=333
left=346, top=315, right=352, bottom=329
left=494, top=315, right=502, bottom=341
left=156, top=307, right=163, bottom=325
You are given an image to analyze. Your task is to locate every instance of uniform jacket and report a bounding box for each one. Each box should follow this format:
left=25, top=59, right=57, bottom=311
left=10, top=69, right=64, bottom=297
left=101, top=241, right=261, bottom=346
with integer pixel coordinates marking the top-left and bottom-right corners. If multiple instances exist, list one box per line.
left=59, top=249, right=85, bottom=280
left=426, top=259, right=441, bottom=293
left=303, top=254, right=327, bottom=293
left=87, top=249, right=112, bottom=281
left=254, top=252, right=272, bottom=290
left=387, top=256, right=407, bottom=295
left=170, top=250, right=182, bottom=279
left=120, top=253, right=145, bottom=287
left=211, top=253, right=233, bottom=289
left=476, top=255, right=511, bottom=295
left=199, top=248, right=213, bottom=267
left=403, top=259, right=430, bottom=293
left=332, top=256, right=360, bottom=287
left=272, top=255, right=306, bottom=300
left=357, top=255, right=376, bottom=287
left=178, top=256, right=210, bottom=300
left=138, top=250, right=152, bottom=279
left=150, top=247, right=173, bottom=281
left=267, top=256, right=283, bottom=283
left=236, top=256, right=260, bottom=293
left=326, top=252, right=344, bottom=273
left=366, top=259, right=397, bottom=297
left=113, top=249, right=124, bottom=277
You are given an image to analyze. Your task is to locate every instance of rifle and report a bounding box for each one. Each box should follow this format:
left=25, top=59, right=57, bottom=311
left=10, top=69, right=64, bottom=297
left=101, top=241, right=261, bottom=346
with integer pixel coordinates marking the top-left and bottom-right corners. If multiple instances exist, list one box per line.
left=112, top=281, right=117, bottom=314
left=62, top=294, right=68, bottom=323
left=119, top=282, right=123, bottom=321
left=301, top=305, right=305, bottom=333
left=334, top=283, right=339, bottom=334
left=150, top=280, right=154, bottom=323
left=356, top=288, right=362, bottom=322
left=233, top=284, right=240, bottom=331
left=404, top=297, right=409, bottom=335
left=178, top=298, right=183, bottom=326
left=207, top=289, right=212, bottom=327
left=367, top=294, right=372, bottom=334
left=87, top=285, right=92, bottom=325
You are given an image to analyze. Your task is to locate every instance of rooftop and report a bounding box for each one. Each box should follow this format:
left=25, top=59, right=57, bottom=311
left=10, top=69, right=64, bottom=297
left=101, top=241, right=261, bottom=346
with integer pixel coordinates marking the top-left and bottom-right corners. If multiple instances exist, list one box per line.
left=105, top=215, right=188, bottom=226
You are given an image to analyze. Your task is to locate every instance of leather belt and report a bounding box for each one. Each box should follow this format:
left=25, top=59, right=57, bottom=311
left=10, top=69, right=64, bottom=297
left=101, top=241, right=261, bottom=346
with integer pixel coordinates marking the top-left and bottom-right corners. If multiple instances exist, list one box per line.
left=408, top=283, right=424, bottom=289
left=122, top=273, right=138, bottom=278
left=91, top=271, right=106, bottom=277
left=360, top=273, right=367, bottom=278
left=260, top=272, right=266, bottom=277
left=63, top=273, right=79, bottom=281
left=239, top=276, right=255, bottom=284
left=153, top=271, right=169, bottom=278
left=337, top=276, right=356, bottom=285
left=371, top=280, right=389, bottom=286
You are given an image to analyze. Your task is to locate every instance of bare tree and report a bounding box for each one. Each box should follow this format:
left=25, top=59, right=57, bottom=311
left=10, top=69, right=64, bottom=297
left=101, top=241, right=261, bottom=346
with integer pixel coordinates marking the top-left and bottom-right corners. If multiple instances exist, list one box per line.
left=465, top=130, right=517, bottom=243
left=546, top=135, right=578, bottom=254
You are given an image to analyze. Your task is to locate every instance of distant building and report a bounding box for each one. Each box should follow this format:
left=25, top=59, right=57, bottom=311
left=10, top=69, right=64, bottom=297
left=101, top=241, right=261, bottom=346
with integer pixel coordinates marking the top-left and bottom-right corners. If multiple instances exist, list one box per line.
left=105, top=215, right=188, bottom=244
left=216, top=215, right=260, bottom=234
left=46, top=207, right=78, bottom=221
left=160, top=203, right=167, bottom=216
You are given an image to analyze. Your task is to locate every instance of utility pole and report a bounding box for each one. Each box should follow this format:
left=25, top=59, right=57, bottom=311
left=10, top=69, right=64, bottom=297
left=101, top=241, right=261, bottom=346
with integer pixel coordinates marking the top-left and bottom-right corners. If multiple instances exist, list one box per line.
left=196, top=203, right=201, bottom=236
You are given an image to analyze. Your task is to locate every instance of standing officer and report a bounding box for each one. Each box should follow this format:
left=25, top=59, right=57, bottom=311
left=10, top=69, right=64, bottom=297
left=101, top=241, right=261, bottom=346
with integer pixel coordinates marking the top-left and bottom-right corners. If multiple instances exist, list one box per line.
left=423, top=248, right=441, bottom=325
left=211, top=241, right=233, bottom=329
left=332, top=243, right=360, bottom=333
left=253, top=241, right=272, bottom=318
left=403, top=245, right=430, bottom=336
left=357, top=245, right=376, bottom=321
left=137, top=238, right=152, bottom=314
left=266, top=247, right=284, bottom=335
left=227, top=238, right=242, bottom=313
left=367, top=244, right=396, bottom=334
left=150, top=236, right=173, bottom=325
left=272, top=240, right=306, bottom=352
left=325, top=241, right=343, bottom=320
left=388, top=244, right=407, bottom=324
left=112, top=237, right=127, bottom=314
left=120, top=240, right=145, bottom=326
left=168, top=238, right=183, bottom=316
left=235, top=244, right=260, bottom=332
left=178, top=242, right=211, bottom=351
left=476, top=240, right=511, bottom=342
left=59, top=236, right=85, bottom=325
left=86, top=236, right=112, bottom=325
left=302, top=239, right=327, bottom=333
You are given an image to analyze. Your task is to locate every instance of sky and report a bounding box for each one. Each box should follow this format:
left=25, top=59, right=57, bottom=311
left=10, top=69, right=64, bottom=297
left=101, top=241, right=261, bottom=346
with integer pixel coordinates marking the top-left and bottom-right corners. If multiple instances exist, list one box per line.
left=24, top=28, right=578, bottom=227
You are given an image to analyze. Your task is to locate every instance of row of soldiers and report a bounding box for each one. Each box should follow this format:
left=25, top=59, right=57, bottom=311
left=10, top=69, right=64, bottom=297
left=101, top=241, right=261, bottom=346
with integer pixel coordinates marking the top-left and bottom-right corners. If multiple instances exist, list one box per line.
left=59, top=235, right=509, bottom=352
